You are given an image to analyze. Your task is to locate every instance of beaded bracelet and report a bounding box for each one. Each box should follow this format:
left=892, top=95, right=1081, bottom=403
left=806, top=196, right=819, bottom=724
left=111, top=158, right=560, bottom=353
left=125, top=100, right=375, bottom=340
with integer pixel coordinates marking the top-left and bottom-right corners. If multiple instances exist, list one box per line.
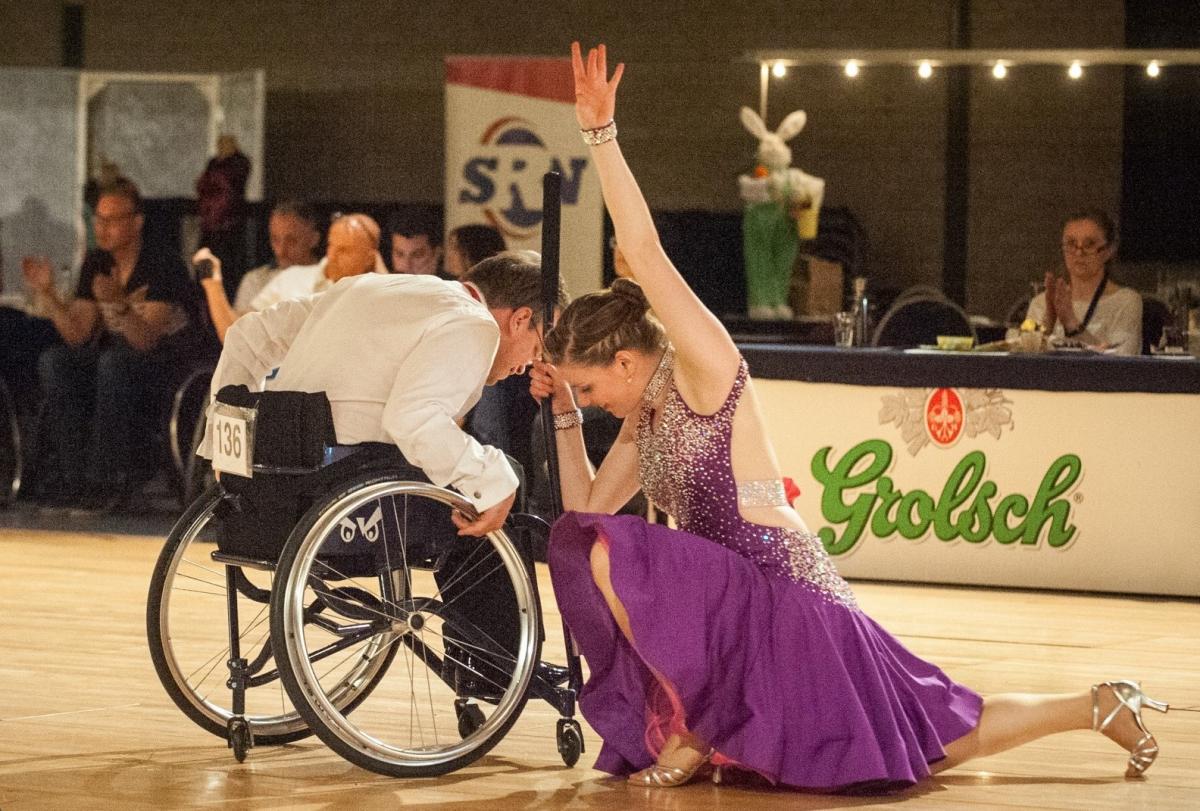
left=553, top=409, right=584, bottom=431
left=580, top=120, right=617, bottom=146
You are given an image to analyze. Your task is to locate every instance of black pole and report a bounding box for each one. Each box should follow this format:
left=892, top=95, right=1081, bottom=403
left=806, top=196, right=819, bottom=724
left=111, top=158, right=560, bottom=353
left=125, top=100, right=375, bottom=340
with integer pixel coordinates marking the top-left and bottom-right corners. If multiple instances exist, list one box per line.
left=943, top=0, right=971, bottom=306
left=539, top=172, right=564, bottom=519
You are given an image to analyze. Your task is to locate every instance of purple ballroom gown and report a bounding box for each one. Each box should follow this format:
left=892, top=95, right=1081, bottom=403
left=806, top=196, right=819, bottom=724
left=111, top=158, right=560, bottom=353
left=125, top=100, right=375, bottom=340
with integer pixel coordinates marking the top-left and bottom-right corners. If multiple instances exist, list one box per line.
left=547, top=356, right=982, bottom=792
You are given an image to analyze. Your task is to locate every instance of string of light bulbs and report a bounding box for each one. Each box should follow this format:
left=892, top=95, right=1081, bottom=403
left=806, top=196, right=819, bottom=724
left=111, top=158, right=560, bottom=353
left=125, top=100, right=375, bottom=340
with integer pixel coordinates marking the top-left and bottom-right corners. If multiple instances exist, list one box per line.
left=749, top=49, right=1199, bottom=119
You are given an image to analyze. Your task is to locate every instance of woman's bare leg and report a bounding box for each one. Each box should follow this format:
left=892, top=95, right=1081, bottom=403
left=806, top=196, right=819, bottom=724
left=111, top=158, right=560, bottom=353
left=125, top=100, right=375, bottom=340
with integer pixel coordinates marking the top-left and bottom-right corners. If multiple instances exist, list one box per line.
left=936, top=687, right=1156, bottom=773
left=588, top=539, right=709, bottom=772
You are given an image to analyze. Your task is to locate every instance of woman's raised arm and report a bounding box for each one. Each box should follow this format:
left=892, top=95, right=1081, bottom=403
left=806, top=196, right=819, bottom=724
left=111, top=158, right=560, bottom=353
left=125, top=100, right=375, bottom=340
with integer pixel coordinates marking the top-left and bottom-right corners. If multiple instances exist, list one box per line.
left=572, top=42, right=740, bottom=409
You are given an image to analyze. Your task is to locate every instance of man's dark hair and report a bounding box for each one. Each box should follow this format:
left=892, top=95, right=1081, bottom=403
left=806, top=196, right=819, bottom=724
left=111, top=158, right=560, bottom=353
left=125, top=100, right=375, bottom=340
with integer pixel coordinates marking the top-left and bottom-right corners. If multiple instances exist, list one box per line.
left=464, top=250, right=568, bottom=326
left=386, top=209, right=442, bottom=247
left=97, top=176, right=143, bottom=214
left=271, top=199, right=322, bottom=231
left=450, top=224, right=507, bottom=269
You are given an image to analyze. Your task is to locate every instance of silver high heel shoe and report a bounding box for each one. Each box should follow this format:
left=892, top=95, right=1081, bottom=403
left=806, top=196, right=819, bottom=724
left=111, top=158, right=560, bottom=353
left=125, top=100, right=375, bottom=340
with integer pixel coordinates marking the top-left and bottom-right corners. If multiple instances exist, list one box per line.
left=628, top=748, right=715, bottom=787
left=1092, top=679, right=1169, bottom=778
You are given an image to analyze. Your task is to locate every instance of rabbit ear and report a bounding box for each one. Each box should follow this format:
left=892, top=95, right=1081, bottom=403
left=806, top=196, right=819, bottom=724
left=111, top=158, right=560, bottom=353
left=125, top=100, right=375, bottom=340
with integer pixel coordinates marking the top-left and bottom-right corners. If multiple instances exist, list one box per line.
left=775, top=110, right=808, bottom=141
left=739, top=106, right=769, bottom=139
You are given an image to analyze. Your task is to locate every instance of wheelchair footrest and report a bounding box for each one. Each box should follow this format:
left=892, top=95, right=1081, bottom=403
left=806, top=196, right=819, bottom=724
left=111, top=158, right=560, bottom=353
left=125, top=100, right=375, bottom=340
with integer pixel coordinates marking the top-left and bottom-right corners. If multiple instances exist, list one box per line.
left=211, top=550, right=277, bottom=572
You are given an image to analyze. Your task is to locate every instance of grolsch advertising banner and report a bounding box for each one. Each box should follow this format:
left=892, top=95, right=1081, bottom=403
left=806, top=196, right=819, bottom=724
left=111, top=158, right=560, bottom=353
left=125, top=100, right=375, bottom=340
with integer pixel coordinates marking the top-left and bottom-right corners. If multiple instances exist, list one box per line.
left=445, top=57, right=604, bottom=298
left=757, top=380, right=1200, bottom=597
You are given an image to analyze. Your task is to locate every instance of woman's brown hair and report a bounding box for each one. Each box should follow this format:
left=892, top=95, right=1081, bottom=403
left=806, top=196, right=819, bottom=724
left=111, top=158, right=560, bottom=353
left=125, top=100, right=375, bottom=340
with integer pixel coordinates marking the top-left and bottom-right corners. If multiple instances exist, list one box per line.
left=544, top=278, right=666, bottom=366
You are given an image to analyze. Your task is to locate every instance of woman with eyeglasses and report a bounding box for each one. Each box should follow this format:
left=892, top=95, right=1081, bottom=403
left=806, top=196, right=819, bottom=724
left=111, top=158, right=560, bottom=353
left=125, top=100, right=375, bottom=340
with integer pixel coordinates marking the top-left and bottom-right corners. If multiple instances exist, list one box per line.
left=1025, top=209, right=1142, bottom=354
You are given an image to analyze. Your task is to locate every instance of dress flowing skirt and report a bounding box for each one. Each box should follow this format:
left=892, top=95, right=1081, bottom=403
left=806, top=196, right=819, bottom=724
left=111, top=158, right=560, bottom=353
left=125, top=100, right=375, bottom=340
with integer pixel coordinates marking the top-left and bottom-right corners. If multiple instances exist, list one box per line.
left=547, top=512, right=983, bottom=792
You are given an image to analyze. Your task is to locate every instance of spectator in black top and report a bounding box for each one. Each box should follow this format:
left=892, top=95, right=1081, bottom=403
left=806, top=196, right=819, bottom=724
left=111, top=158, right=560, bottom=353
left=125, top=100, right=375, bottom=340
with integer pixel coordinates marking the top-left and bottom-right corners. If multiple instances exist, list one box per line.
left=22, top=177, right=196, bottom=512
left=445, top=223, right=506, bottom=279
left=196, top=134, right=252, bottom=293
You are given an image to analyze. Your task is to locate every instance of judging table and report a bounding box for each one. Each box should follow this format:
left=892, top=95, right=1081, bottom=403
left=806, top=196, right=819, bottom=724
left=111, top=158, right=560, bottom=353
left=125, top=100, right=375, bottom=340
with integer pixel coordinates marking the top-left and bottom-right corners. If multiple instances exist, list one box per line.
left=741, top=345, right=1200, bottom=597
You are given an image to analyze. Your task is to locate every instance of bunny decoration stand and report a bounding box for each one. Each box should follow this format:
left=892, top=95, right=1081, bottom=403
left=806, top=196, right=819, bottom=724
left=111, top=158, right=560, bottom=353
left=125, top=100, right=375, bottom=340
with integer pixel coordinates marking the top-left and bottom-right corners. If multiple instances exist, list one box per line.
left=738, top=106, right=826, bottom=320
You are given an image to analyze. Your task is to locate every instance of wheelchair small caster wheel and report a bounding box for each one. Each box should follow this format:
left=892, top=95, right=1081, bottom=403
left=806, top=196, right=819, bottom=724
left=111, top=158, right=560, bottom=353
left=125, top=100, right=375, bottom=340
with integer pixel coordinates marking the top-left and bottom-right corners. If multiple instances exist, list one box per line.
left=456, top=702, right=485, bottom=739
left=556, top=718, right=584, bottom=767
left=227, top=716, right=253, bottom=763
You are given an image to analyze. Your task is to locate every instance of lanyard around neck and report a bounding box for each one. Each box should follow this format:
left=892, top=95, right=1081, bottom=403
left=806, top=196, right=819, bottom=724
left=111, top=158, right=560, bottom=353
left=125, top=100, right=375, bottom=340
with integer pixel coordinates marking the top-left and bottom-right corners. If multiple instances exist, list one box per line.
left=1077, top=270, right=1108, bottom=333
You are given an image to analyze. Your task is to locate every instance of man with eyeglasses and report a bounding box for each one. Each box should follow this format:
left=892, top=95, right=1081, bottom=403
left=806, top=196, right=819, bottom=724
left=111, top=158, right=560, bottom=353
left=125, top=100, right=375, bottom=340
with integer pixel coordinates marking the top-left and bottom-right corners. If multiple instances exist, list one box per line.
left=22, top=177, right=198, bottom=512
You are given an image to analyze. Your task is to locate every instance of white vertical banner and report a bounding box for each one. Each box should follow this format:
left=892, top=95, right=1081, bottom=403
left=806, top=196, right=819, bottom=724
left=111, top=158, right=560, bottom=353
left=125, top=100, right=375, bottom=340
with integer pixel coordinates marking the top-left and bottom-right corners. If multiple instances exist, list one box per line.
left=445, top=57, right=603, bottom=299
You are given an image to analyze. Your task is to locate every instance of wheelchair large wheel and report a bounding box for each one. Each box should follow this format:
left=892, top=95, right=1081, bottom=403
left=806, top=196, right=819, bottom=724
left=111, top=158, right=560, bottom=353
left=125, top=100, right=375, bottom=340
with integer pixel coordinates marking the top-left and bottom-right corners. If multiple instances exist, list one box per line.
left=147, top=484, right=396, bottom=745
left=270, top=474, right=542, bottom=778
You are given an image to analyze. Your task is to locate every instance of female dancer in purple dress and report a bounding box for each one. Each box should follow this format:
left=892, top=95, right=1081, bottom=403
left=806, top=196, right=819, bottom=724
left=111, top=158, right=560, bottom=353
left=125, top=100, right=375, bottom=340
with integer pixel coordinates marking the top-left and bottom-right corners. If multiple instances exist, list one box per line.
left=529, top=41, right=1168, bottom=791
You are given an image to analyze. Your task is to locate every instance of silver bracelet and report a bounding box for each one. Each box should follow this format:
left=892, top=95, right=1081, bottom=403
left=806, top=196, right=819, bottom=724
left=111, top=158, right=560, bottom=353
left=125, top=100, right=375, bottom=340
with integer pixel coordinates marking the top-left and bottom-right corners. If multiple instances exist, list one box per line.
left=553, top=409, right=584, bottom=431
left=580, top=120, right=617, bottom=146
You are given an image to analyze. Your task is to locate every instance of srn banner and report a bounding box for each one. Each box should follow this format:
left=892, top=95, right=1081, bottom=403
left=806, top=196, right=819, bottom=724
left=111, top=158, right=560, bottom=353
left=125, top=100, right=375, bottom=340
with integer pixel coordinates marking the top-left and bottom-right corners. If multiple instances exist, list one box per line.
left=445, top=56, right=604, bottom=298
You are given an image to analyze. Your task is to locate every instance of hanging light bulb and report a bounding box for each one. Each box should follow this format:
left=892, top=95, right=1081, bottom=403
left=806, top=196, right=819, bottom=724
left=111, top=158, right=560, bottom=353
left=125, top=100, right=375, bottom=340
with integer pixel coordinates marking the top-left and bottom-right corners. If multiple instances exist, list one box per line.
left=1068, top=60, right=1083, bottom=80
left=992, top=61, right=1008, bottom=79
left=1147, top=60, right=1161, bottom=78
left=844, top=60, right=860, bottom=78
left=917, top=60, right=933, bottom=79
left=772, top=61, right=787, bottom=79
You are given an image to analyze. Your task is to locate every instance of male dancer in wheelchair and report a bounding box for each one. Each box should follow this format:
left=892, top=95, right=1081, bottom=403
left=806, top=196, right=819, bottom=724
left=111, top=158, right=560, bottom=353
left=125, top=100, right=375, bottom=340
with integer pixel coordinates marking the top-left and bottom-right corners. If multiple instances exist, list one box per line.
left=200, top=249, right=569, bottom=694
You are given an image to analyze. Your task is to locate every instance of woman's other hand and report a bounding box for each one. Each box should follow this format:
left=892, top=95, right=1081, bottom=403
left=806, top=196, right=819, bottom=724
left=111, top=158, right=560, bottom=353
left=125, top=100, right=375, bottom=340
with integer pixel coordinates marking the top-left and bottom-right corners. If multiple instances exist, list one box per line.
left=1048, top=275, right=1079, bottom=333
left=530, top=358, right=575, bottom=411
left=571, top=41, right=624, bottom=130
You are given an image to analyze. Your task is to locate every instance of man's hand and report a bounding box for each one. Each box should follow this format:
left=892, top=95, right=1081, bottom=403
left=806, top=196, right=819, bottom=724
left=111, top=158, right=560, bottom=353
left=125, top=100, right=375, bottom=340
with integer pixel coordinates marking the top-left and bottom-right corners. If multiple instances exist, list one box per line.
left=192, top=247, right=223, bottom=287
left=21, top=256, right=55, bottom=295
left=451, top=489, right=516, bottom=537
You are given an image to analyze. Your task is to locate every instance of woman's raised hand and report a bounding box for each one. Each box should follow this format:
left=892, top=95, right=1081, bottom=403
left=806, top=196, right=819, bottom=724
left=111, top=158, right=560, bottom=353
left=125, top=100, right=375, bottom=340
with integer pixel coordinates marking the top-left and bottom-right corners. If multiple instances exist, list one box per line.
left=571, top=41, right=624, bottom=130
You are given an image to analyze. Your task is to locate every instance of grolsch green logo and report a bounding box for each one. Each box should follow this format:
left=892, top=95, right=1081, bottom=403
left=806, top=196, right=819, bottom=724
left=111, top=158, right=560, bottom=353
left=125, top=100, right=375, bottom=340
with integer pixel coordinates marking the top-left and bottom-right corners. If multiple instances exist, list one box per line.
left=812, top=439, right=1081, bottom=555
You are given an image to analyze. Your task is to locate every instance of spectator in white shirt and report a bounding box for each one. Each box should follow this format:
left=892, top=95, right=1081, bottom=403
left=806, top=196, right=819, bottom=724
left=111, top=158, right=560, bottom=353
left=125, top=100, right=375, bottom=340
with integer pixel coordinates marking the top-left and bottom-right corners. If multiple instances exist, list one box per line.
left=194, top=200, right=323, bottom=342
left=198, top=212, right=388, bottom=319
left=207, top=250, right=566, bottom=536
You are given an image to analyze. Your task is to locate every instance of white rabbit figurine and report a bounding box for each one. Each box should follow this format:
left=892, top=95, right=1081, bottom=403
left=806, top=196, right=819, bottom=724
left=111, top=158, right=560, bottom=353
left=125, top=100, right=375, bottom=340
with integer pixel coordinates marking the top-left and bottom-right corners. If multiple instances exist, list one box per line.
left=738, top=106, right=826, bottom=319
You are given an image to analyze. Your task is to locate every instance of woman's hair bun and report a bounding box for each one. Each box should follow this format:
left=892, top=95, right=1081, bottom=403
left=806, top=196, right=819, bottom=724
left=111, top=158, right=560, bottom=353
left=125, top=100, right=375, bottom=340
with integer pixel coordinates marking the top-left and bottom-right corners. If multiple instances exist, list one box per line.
left=610, top=278, right=650, bottom=313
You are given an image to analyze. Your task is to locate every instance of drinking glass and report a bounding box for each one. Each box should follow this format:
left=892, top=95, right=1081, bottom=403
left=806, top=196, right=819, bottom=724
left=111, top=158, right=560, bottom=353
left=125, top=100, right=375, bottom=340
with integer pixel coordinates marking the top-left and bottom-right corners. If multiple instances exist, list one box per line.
left=834, top=312, right=856, bottom=347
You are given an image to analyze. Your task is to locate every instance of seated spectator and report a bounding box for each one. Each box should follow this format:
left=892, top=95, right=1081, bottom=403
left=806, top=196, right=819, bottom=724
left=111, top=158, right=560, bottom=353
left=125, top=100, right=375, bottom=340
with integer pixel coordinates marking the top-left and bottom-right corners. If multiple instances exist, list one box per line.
left=237, top=212, right=387, bottom=312
left=445, top=224, right=506, bottom=279
left=195, top=200, right=322, bottom=342
left=196, top=134, right=252, bottom=285
left=1025, top=208, right=1142, bottom=355
left=22, top=177, right=198, bottom=511
left=387, top=211, right=443, bottom=275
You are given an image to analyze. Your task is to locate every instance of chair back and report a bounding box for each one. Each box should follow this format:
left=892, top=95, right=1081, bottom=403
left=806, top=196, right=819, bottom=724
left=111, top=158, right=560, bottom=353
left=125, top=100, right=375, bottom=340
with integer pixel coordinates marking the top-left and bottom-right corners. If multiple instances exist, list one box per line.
left=872, top=296, right=976, bottom=348
left=1141, top=295, right=1171, bottom=355
left=1005, top=294, right=1033, bottom=327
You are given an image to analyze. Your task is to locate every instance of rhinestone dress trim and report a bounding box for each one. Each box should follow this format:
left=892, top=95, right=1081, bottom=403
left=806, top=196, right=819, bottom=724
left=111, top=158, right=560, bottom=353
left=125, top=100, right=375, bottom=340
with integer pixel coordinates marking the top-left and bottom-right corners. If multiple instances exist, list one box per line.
left=737, top=479, right=788, bottom=508
left=640, top=347, right=675, bottom=406
left=635, top=355, right=856, bottom=606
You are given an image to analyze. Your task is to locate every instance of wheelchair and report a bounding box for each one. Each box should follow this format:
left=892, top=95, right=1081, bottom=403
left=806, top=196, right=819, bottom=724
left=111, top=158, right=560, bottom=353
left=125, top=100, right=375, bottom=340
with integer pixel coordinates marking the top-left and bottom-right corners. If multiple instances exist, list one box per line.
left=146, top=389, right=584, bottom=776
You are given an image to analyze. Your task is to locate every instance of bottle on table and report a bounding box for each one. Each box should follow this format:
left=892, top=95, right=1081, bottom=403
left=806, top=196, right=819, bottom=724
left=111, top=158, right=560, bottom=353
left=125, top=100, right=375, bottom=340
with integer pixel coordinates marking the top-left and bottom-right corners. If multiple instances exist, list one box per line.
left=852, top=276, right=871, bottom=346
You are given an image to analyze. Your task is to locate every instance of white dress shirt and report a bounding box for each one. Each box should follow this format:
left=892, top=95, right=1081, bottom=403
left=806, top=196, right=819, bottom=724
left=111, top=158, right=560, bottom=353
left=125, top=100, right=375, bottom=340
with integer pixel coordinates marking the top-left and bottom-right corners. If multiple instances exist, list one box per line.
left=206, top=273, right=518, bottom=511
left=248, top=254, right=389, bottom=313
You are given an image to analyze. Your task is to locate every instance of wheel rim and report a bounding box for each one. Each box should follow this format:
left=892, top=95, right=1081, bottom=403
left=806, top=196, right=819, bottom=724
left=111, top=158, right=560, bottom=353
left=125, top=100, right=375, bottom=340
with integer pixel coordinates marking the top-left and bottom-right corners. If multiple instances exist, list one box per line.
left=156, top=490, right=393, bottom=737
left=280, top=481, right=538, bottom=768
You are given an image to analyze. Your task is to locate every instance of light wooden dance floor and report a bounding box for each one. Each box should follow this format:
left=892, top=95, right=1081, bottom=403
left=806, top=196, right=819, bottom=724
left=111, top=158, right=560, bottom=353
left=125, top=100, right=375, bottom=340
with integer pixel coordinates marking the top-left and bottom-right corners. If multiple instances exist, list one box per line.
left=0, top=527, right=1196, bottom=810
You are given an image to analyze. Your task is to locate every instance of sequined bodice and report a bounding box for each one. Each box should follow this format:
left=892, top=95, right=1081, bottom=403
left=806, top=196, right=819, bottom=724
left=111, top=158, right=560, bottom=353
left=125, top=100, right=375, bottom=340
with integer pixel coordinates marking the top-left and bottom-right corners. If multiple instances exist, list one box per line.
left=636, top=356, right=855, bottom=606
